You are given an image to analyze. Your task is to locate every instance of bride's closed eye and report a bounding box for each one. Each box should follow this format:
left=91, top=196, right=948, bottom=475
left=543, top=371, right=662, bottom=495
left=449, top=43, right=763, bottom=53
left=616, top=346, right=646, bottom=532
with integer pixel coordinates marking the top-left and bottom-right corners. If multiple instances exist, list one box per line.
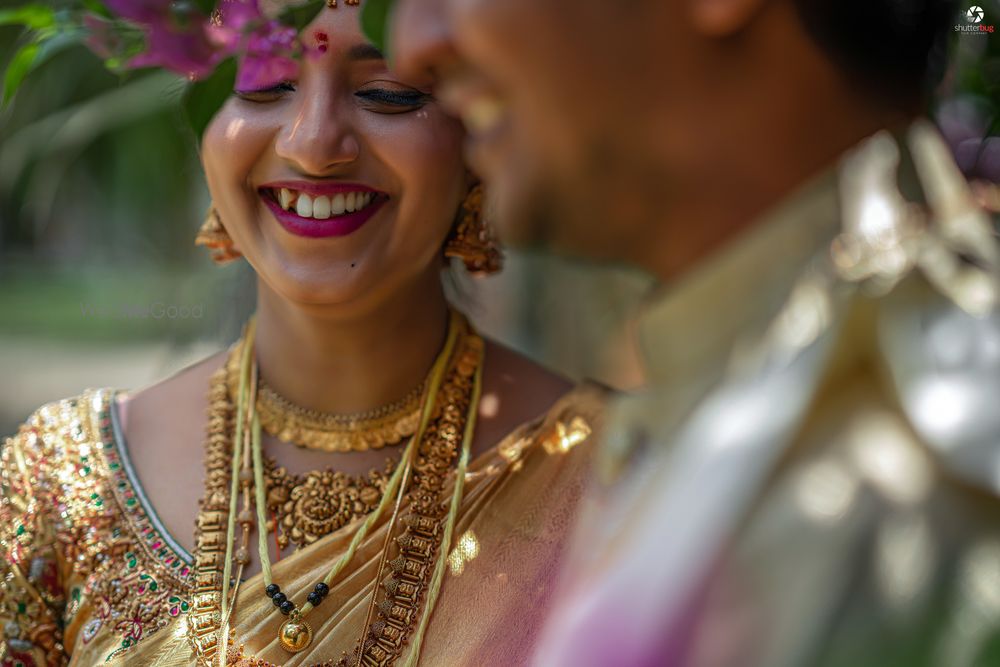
left=233, top=80, right=432, bottom=114
left=234, top=81, right=296, bottom=103
left=355, top=81, right=432, bottom=114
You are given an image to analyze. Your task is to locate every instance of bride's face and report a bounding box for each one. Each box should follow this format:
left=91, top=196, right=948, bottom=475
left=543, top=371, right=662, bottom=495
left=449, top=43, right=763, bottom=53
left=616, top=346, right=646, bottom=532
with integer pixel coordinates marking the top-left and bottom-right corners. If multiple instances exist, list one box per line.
left=202, top=7, right=467, bottom=309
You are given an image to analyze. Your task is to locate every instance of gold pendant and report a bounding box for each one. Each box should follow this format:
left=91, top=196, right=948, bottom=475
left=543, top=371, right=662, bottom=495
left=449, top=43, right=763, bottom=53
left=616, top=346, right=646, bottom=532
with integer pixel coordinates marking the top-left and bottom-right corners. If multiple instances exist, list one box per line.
left=278, top=612, right=313, bottom=653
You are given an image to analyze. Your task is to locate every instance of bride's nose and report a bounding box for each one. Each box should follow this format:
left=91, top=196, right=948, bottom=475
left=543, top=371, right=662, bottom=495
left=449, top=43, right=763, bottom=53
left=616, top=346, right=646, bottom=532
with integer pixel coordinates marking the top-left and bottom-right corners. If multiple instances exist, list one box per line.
left=274, top=90, right=361, bottom=175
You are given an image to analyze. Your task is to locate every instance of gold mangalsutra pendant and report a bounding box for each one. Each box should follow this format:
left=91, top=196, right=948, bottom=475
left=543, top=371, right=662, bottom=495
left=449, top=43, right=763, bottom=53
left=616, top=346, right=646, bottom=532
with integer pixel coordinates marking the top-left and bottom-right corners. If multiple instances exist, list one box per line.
left=279, top=611, right=313, bottom=653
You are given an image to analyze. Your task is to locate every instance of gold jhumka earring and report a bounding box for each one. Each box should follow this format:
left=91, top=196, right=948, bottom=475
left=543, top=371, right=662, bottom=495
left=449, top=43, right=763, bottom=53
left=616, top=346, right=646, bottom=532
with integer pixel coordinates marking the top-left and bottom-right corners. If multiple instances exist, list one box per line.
left=195, top=206, right=242, bottom=265
left=445, top=183, right=504, bottom=275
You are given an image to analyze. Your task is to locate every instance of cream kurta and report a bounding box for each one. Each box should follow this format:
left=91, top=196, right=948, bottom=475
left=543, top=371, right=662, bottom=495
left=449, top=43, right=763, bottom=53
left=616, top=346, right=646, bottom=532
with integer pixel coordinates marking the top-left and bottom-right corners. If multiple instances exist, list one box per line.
left=535, top=122, right=1000, bottom=667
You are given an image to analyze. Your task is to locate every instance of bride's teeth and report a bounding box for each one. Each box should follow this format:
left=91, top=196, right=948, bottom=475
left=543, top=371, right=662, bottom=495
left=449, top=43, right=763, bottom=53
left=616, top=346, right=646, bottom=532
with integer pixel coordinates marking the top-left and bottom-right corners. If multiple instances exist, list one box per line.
left=296, top=193, right=313, bottom=218
left=275, top=189, right=373, bottom=218
left=331, top=193, right=346, bottom=215
left=312, top=195, right=331, bottom=219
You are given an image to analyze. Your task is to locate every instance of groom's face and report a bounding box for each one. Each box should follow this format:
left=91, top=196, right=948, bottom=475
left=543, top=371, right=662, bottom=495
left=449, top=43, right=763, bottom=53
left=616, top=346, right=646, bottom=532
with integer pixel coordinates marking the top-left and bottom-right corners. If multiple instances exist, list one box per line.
left=391, top=0, right=681, bottom=261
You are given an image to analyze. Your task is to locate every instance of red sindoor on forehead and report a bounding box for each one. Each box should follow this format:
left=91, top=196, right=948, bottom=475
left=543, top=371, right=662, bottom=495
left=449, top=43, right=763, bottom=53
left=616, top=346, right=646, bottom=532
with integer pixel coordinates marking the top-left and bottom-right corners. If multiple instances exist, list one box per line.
left=313, top=30, right=329, bottom=52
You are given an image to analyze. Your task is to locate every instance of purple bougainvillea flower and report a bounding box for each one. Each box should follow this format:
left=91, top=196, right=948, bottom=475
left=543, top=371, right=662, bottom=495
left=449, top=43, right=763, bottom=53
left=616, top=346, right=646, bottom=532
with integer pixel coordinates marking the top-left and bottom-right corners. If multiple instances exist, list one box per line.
left=235, top=21, right=299, bottom=90
left=207, top=1, right=301, bottom=91
left=99, top=0, right=222, bottom=79
left=103, top=0, right=172, bottom=23
left=130, top=21, right=223, bottom=79
left=92, top=0, right=307, bottom=85
left=937, top=96, right=1000, bottom=183
left=236, top=51, right=298, bottom=90
left=208, top=0, right=265, bottom=50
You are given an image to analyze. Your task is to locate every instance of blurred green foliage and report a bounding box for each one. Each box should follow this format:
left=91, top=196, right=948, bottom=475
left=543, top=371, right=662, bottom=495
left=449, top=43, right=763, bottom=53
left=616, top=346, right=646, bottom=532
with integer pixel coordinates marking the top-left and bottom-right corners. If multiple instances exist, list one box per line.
left=0, top=0, right=997, bottom=347
left=0, top=0, right=230, bottom=342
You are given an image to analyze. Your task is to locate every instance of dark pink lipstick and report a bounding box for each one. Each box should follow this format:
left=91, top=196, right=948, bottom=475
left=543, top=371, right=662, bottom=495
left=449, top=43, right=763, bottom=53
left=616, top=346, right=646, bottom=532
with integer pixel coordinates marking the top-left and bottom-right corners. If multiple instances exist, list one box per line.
left=259, top=181, right=388, bottom=239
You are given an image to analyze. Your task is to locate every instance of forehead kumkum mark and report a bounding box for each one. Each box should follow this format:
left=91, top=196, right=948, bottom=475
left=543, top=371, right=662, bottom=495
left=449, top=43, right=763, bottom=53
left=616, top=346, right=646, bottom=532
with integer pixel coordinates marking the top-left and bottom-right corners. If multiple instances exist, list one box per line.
left=314, top=30, right=329, bottom=52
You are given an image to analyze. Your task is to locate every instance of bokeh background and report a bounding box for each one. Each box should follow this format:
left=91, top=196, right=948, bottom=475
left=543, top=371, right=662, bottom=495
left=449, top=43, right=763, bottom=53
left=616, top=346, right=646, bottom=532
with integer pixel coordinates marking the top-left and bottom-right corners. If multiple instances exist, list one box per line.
left=1, top=0, right=998, bottom=435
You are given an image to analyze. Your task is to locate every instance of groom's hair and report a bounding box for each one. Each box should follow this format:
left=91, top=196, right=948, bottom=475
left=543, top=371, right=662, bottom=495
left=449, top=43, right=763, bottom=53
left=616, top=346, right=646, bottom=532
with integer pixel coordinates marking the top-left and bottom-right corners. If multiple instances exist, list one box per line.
left=794, top=0, right=958, bottom=108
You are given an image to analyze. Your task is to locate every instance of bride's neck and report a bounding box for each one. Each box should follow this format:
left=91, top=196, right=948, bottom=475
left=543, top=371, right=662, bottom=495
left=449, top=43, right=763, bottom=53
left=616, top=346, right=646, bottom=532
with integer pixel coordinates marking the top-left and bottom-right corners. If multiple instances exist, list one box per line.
left=252, top=270, right=450, bottom=415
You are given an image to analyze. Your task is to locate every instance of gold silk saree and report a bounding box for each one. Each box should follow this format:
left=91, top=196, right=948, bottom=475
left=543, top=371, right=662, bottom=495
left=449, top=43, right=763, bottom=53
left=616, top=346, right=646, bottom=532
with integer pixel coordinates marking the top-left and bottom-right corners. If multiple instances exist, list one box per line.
left=0, top=384, right=604, bottom=666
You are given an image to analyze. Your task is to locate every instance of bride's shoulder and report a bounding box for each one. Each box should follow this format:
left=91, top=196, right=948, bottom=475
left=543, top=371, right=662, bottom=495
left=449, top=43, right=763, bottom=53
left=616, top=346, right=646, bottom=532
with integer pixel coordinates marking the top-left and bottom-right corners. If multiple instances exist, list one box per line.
left=116, top=349, right=228, bottom=453
left=475, top=339, right=609, bottom=456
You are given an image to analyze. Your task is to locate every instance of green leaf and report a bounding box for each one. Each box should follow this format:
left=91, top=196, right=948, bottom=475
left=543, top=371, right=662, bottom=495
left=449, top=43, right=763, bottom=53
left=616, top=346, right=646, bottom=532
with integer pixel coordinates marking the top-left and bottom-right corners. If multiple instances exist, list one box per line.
left=81, top=0, right=115, bottom=19
left=360, top=0, right=395, bottom=55
left=182, top=56, right=237, bottom=141
left=0, top=4, right=56, bottom=29
left=278, top=0, right=325, bottom=31
left=3, top=42, right=40, bottom=106
left=192, top=0, right=217, bottom=15
left=2, top=29, right=86, bottom=107
left=34, top=28, right=85, bottom=63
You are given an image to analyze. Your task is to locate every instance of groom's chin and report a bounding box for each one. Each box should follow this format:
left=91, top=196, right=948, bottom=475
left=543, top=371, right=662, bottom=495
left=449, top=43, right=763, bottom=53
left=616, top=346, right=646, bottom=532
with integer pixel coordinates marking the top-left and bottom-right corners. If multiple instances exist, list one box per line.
left=493, top=188, right=630, bottom=265
left=490, top=182, right=562, bottom=254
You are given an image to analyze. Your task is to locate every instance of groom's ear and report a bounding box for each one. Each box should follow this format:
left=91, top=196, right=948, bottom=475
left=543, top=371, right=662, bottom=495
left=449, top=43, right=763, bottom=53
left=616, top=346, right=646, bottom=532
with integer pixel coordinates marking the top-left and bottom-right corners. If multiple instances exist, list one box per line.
left=689, top=0, right=771, bottom=36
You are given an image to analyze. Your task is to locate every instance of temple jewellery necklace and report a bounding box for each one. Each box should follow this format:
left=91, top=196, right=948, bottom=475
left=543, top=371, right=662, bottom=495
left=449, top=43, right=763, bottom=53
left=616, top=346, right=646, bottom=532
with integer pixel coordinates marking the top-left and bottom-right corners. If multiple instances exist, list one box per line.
left=224, top=343, right=412, bottom=552
left=217, top=310, right=483, bottom=666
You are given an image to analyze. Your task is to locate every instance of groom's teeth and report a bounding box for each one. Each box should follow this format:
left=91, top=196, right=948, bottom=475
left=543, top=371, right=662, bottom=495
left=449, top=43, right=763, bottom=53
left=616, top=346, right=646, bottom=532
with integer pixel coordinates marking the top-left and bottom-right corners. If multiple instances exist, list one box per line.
left=296, top=193, right=313, bottom=218
left=312, top=195, right=331, bottom=219
left=331, top=193, right=346, bottom=215
left=273, top=188, right=376, bottom=218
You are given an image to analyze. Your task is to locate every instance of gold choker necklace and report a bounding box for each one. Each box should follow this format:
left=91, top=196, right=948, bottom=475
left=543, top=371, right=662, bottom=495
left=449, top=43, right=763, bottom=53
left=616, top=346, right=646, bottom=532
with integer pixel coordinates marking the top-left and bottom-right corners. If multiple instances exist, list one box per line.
left=225, top=343, right=425, bottom=453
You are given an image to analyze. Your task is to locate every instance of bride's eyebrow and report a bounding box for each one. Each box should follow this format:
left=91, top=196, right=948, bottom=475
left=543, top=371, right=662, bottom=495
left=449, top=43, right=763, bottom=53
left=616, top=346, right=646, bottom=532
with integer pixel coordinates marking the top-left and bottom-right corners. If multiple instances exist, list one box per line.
left=346, top=44, right=385, bottom=62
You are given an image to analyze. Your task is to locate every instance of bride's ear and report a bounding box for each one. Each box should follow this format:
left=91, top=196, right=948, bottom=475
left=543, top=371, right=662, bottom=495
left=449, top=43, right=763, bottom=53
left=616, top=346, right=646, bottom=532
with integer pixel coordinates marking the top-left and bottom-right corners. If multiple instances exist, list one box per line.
left=689, top=0, right=770, bottom=36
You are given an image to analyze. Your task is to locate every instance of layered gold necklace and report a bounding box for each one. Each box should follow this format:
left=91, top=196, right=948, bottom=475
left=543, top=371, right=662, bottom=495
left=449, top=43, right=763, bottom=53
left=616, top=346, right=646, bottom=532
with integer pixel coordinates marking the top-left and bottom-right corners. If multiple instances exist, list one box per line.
left=222, top=340, right=432, bottom=552
left=188, top=311, right=484, bottom=667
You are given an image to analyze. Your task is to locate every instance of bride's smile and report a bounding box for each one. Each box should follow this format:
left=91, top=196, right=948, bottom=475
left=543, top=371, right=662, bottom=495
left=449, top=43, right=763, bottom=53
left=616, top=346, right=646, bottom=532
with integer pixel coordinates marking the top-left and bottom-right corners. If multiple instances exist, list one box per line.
left=202, top=13, right=467, bottom=309
left=259, top=181, right=387, bottom=238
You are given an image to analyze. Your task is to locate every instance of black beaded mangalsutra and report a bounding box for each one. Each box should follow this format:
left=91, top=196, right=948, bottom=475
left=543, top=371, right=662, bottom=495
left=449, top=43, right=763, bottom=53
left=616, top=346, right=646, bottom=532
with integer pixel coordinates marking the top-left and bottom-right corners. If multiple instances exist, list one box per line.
left=265, top=582, right=329, bottom=616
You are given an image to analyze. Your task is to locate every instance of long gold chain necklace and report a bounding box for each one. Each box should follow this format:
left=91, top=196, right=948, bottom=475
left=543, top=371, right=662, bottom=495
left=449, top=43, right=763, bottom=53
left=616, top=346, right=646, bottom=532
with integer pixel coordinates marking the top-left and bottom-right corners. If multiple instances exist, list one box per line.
left=188, top=311, right=484, bottom=667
